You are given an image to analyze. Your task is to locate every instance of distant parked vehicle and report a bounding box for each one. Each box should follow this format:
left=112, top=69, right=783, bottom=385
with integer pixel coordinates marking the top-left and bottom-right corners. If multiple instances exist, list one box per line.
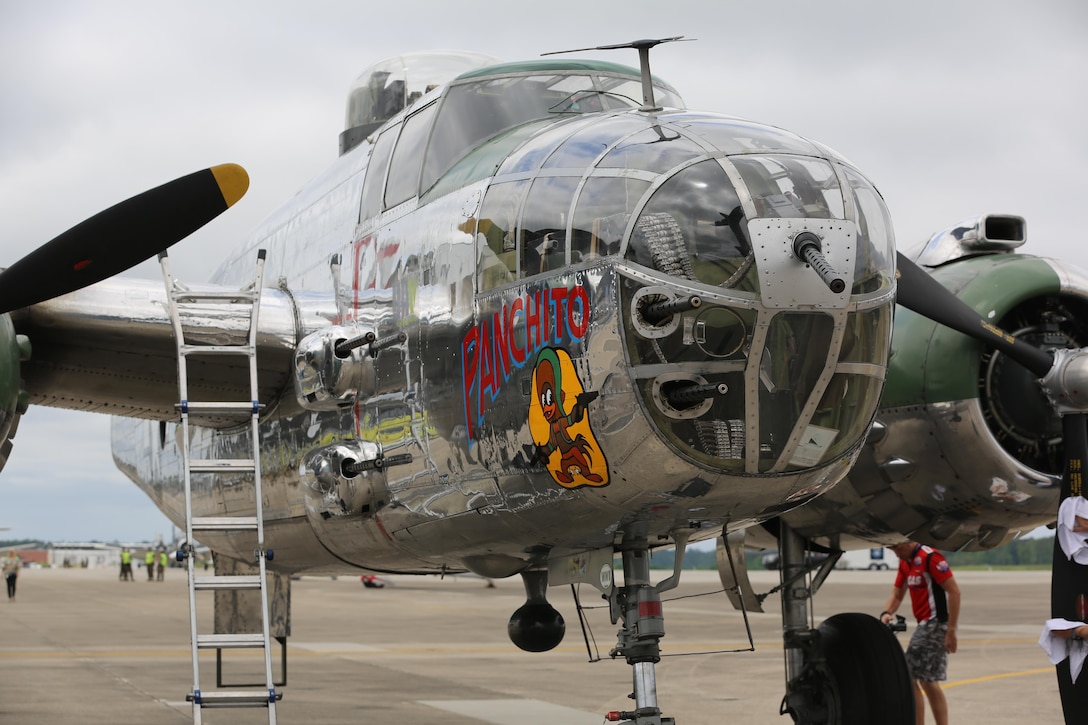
left=836, top=548, right=891, bottom=570
left=761, top=548, right=889, bottom=571
left=761, top=551, right=830, bottom=570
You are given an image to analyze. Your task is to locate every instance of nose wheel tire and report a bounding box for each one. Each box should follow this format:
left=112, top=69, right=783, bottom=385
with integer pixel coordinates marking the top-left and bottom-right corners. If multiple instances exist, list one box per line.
left=817, top=613, right=914, bottom=725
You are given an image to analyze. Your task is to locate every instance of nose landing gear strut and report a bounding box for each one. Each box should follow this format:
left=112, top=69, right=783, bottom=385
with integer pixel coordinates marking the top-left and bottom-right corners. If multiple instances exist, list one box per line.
left=603, top=536, right=688, bottom=725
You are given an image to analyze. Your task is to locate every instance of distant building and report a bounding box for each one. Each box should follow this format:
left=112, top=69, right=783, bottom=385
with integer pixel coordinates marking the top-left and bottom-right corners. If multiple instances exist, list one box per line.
left=49, top=542, right=122, bottom=569
left=1, top=546, right=49, bottom=567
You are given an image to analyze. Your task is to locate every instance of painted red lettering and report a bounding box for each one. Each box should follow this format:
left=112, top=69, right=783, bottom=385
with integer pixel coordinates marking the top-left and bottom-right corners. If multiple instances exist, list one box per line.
left=525, top=291, right=543, bottom=351
left=491, top=310, right=512, bottom=381
left=568, top=285, right=590, bottom=339
left=542, top=289, right=551, bottom=348
left=461, top=327, right=479, bottom=441
left=478, top=321, right=497, bottom=415
left=509, top=297, right=526, bottom=365
left=461, top=283, right=594, bottom=443
left=550, top=287, right=569, bottom=343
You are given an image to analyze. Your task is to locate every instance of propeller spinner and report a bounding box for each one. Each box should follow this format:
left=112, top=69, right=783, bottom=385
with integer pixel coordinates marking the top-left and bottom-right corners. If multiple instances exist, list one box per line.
left=0, top=163, right=249, bottom=314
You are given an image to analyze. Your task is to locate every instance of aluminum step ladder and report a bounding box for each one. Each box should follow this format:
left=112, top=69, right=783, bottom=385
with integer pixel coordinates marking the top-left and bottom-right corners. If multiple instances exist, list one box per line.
left=160, top=250, right=280, bottom=724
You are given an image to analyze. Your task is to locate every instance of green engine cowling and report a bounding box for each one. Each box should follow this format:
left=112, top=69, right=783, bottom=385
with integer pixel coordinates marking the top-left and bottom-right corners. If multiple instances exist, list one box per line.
left=0, top=313, right=31, bottom=472
left=883, top=254, right=1068, bottom=408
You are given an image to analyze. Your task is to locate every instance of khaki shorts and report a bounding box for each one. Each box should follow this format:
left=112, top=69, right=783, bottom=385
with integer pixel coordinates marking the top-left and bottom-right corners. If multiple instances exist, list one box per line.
left=905, top=619, right=948, bottom=682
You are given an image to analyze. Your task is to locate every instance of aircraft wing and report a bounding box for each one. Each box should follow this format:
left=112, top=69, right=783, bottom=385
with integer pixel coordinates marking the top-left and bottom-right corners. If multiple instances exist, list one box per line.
left=11, top=276, right=300, bottom=425
left=0, top=164, right=255, bottom=472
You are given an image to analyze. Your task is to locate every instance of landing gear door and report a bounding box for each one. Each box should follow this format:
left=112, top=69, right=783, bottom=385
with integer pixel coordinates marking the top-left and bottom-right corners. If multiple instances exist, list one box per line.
left=548, top=547, right=614, bottom=594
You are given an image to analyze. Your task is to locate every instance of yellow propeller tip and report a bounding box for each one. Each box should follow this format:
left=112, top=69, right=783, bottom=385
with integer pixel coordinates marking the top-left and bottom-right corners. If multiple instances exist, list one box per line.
left=210, top=163, right=250, bottom=208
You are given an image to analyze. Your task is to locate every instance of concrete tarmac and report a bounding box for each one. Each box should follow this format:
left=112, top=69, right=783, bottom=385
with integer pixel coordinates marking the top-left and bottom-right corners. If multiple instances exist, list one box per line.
left=0, top=564, right=1065, bottom=724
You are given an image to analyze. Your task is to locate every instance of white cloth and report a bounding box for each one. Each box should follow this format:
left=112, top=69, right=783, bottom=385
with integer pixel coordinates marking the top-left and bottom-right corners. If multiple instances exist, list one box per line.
left=1057, top=497, right=1088, bottom=564
left=1039, top=618, right=1088, bottom=683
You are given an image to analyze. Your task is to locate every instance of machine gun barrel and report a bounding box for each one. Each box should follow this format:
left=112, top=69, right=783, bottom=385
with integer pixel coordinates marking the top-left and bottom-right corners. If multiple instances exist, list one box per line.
left=793, top=231, right=845, bottom=294
left=342, top=452, right=414, bottom=475
left=664, top=382, right=728, bottom=407
left=369, top=331, right=408, bottom=357
left=642, top=294, right=701, bottom=325
left=334, top=331, right=376, bottom=357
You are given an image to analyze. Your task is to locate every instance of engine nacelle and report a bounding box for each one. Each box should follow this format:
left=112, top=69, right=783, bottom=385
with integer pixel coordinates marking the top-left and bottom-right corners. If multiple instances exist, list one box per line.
left=293, top=325, right=376, bottom=410
left=0, top=316, right=31, bottom=472
left=776, top=235, right=1088, bottom=551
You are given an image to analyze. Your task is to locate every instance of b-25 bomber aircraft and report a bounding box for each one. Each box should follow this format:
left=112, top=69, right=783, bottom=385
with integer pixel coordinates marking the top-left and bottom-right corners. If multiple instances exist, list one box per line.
left=2, top=39, right=1086, bottom=724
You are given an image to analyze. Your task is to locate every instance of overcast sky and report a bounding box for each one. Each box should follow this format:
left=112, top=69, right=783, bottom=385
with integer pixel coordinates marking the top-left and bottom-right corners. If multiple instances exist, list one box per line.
left=0, top=0, right=1084, bottom=541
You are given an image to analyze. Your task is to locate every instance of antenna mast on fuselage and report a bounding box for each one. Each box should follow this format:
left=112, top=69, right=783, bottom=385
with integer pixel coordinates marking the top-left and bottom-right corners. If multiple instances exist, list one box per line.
left=541, top=36, right=693, bottom=112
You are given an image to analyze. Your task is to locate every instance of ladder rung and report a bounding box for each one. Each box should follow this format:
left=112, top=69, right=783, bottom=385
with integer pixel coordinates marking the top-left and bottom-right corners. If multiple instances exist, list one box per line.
left=180, top=344, right=254, bottom=356
left=197, top=633, right=267, bottom=649
left=190, top=690, right=278, bottom=707
left=173, top=290, right=258, bottom=303
left=191, top=516, right=259, bottom=532
left=189, top=459, right=256, bottom=473
left=194, top=574, right=264, bottom=591
left=178, top=401, right=260, bottom=416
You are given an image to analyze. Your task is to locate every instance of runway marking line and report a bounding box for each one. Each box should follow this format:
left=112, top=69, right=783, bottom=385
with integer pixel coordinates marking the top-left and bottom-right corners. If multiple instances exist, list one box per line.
left=1, top=641, right=1058, bottom=695
left=942, top=666, right=1053, bottom=689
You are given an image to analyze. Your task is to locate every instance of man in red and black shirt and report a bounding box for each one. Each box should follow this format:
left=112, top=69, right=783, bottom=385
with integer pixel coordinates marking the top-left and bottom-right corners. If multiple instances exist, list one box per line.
left=880, top=541, right=961, bottom=725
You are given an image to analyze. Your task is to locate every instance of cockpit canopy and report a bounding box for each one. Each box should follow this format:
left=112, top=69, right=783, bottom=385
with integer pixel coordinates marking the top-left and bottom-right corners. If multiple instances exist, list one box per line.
left=357, top=58, right=686, bottom=219
left=340, top=51, right=501, bottom=155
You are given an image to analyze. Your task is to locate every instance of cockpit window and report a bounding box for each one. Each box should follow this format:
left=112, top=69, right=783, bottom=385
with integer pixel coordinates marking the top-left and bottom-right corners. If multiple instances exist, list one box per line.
left=422, top=72, right=684, bottom=193
left=540, top=116, right=648, bottom=169
left=520, top=177, right=580, bottom=276
left=358, top=123, right=398, bottom=221
left=497, top=116, right=601, bottom=175
left=384, top=102, right=437, bottom=208
left=422, top=74, right=597, bottom=192
left=476, top=180, right=529, bottom=291
left=730, top=156, right=844, bottom=219
left=670, top=116, right=823, bottom=156
left=598, top=126, right=703, bottom=172
left=572, top=177, right=652, bottom=263
left=596, top=76, right=684, bottom=110
left=626, top=160, right=759, bottom=291
left=844, top=166, right=895, bottom=294
left=340, top=51, right=499, bottom=156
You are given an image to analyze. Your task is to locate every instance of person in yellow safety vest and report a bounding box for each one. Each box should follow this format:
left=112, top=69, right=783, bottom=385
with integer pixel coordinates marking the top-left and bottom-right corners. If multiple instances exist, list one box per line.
left=145, top=549, right=155, bottom=581
left=119, top=548, right=133, bottom=581
left=158, top=551, right=167, bottom=581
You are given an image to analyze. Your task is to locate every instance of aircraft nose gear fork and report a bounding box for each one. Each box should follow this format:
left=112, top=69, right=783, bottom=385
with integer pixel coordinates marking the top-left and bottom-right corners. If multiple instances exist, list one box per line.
left=775, top=523, right=914, bottom=725
left=605, top=544, right=678, bottom=725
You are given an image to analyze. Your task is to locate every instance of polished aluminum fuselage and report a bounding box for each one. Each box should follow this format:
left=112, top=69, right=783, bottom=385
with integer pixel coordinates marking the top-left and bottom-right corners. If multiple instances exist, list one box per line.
left=107, top=207, right=857, bottom=575
left=97, top=102, right=894, bottom=575
left=8, top=57, right=898, bottom=575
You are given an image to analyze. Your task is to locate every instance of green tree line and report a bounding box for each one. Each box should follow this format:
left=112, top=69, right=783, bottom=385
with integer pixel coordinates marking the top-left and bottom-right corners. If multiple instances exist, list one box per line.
left=940, top=535, right=1056, bottom=568
left=646, top=536, right=1059, bottom=571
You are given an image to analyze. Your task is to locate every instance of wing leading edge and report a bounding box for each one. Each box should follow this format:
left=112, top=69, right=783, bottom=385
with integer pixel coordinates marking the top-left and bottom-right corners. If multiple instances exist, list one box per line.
left=12, top=277, right=299, bottom=425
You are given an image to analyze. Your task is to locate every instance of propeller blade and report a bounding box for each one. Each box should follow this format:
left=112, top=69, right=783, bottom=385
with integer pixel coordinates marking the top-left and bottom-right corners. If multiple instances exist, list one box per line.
left=895, top=252, right=1054, bottom=377
left=0, top=163, right=248, bottom=314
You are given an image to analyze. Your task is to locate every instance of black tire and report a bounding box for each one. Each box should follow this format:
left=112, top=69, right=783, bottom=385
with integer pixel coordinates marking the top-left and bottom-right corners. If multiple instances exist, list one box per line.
left=818, top=612, right=914, bottom=725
